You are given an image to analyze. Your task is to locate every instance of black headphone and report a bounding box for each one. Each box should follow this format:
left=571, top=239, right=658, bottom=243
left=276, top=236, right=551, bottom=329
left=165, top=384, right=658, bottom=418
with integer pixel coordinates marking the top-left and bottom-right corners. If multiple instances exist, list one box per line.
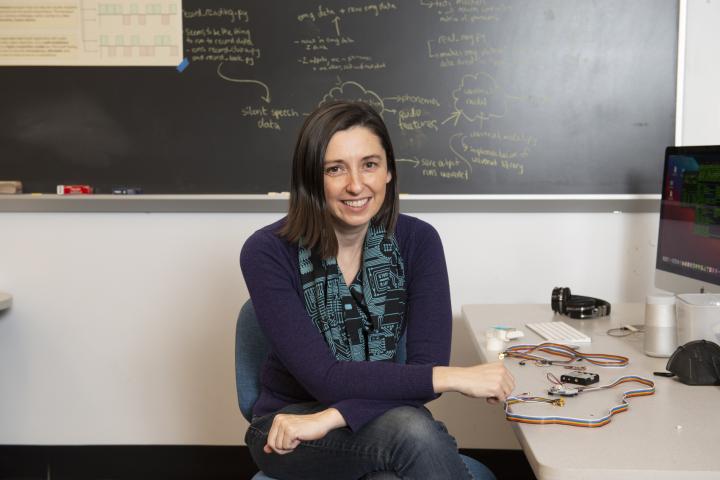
left=551, top=287, right=611, bottom=319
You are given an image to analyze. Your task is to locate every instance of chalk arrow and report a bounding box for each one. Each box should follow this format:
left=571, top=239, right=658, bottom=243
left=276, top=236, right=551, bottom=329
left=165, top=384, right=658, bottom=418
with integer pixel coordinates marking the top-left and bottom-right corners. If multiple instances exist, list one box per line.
left=217, top=63, right=271, bottom=103
left=396, top=157, right=420, bottom=168
left=442, top=110, right=463, bottom=126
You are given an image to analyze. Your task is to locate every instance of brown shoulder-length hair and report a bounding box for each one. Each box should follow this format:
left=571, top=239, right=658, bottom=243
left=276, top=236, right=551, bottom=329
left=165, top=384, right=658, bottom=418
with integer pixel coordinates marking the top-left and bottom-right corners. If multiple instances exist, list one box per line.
left=279, top=100, right=399, bottom=258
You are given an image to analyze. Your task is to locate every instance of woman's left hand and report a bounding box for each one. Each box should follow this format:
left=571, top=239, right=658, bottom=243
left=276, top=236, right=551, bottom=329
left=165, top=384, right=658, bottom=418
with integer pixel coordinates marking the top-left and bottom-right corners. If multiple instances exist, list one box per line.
left=264, top=408, right=346, bottom=455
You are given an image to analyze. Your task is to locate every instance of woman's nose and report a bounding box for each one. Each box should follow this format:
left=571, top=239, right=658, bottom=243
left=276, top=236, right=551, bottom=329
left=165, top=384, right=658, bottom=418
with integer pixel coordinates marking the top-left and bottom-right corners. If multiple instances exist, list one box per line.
left=345, top=170, right=363, bottom=193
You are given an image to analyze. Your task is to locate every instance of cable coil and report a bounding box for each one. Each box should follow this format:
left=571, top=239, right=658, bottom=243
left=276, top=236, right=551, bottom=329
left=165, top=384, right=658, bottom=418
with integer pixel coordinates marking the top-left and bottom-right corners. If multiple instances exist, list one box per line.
left=504, top=375, right=655, bottom=427
left=500, top=342, right=630, bottom=367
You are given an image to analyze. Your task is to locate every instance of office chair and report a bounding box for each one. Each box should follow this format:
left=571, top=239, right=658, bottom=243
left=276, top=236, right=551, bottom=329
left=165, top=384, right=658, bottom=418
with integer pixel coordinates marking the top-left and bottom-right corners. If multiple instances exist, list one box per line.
left=235, top=300, right=492, bottom=480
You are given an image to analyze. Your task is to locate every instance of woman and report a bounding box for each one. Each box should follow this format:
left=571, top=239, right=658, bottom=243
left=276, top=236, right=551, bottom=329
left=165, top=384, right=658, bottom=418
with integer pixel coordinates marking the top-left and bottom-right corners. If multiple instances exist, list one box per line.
left=240, top=101, right=514, bottom=479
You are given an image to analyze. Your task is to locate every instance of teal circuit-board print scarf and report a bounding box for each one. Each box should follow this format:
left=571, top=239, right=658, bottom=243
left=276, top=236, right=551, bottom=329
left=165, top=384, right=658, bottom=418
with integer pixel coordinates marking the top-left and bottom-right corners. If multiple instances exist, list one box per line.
left=299, top=224, right=406, bottom=362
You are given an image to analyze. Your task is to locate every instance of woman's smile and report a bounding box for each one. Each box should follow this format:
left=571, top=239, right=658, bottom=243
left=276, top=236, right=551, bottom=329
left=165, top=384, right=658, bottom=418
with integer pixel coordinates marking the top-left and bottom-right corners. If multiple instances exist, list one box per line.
left=341, top=197, right=370, bottom=208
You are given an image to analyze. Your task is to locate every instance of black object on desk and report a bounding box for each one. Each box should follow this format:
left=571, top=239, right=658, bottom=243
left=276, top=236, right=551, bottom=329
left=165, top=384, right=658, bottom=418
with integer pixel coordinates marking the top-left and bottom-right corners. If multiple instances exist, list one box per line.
left=664, top=340, right=720, bottom=385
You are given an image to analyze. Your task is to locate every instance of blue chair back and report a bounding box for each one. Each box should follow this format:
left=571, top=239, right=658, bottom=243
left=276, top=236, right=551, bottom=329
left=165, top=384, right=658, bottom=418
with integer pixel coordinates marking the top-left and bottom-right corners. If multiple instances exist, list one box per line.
left=235, top=301, right=270, bottom=422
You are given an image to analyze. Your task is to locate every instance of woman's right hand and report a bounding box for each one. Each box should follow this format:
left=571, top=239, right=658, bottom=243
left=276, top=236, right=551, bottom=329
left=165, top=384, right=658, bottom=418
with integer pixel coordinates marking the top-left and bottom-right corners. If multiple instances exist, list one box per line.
left=264, top=408, right=346, bottom=455
left=432, top=362, right=515, bottom=402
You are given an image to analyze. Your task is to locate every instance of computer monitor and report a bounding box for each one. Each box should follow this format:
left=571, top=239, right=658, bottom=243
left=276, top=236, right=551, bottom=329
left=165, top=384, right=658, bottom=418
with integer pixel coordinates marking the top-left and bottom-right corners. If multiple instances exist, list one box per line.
left=655, top=145, right=720, bottom=294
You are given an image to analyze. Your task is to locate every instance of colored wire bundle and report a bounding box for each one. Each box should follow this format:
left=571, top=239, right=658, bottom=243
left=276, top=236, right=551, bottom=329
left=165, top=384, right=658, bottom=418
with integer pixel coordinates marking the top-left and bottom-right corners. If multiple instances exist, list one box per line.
left=505, top=375, right=655, bottom=427
left=500, top=342, right=630, bottom=367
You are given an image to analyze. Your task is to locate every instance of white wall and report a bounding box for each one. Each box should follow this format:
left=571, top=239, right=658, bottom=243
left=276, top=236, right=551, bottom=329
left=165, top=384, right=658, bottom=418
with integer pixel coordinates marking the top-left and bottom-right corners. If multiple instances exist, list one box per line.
left=0, top=213, right=266, bottom=445
left=0, top=211, right=658, bottom=448
left=681, top=0, right=720, bottom=145
left=0, top=0, right=718, bottom=449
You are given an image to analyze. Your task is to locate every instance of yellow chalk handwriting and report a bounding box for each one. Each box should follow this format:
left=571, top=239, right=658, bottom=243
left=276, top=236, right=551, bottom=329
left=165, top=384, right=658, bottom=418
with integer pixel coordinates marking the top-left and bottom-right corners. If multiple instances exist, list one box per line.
left=338, top=2, right=398, bottom=17
left=184, top=25, right=259, bottom=65
left=298, top=2, right=398, bottom=22
left=418, top=156, right=470, bottom=181
left=184, top=8, right=249, bottom=24
left=298, top=55, right=385, bottom=72
left=421, top=0, right=511, bottom=23
left=241, top=105, right=300, bottom=131
left=383, top=95, right=440, bottom=107
left=293, top=36, right=355, bottom=51
left=447, top=128, right=537, bottom=176
left=427, top=32, right=504, bottom=68
left=397, top=107, right=439, bottom=132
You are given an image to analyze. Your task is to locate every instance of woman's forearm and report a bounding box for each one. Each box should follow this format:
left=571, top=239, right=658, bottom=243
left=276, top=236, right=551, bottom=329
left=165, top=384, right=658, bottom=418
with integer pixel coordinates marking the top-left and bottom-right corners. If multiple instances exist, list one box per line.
left=432, top=363, right=515, bottom=400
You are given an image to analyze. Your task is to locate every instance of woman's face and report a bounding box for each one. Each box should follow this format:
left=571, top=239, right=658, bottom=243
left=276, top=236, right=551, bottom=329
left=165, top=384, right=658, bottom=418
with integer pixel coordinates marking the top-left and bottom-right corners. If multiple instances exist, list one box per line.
left=323, top=126, right=391, bottom=234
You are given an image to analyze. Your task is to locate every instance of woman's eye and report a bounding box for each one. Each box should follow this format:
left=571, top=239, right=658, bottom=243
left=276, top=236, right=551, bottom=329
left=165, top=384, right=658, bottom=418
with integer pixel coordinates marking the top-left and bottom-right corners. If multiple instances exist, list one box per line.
left=325, top=165, right=343, bottom=175
left=364, top=161, right=378, bottom=169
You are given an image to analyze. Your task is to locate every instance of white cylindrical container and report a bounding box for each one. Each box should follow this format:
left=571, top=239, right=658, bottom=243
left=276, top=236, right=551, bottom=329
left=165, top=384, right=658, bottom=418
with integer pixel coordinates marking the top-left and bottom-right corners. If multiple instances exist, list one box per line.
left=644, top=294, right=677, bottom=357
left=485, top=329, right=505, bottom=352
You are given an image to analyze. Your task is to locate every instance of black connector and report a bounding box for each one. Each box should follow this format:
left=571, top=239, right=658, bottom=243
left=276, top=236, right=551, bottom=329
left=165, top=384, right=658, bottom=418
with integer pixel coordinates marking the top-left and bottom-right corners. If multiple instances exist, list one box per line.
left=560, top=372, right=599, bottom=386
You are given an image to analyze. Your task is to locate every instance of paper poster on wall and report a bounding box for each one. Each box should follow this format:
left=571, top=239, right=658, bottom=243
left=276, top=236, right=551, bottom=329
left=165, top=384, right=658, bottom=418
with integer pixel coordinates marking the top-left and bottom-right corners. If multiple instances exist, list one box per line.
left=0, top=0, right=182, bottom=66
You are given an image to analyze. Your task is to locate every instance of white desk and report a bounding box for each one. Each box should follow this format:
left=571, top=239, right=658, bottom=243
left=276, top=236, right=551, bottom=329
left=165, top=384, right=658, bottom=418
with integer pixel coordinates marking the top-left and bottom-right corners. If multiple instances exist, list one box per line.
left=0, top=291, right=11, bottom=311
left=462, top=304, right=720, bottom=480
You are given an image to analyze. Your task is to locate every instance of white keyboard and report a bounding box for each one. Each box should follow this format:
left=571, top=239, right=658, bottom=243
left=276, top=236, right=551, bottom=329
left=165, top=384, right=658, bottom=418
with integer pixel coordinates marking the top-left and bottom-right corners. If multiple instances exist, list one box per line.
left=525, top=320, right=591, bottom=344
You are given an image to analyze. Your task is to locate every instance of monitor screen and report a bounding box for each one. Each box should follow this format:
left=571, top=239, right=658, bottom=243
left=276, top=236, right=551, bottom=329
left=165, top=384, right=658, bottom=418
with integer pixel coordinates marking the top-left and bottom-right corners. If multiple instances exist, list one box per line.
left=655, top=145, right=720, bottom=294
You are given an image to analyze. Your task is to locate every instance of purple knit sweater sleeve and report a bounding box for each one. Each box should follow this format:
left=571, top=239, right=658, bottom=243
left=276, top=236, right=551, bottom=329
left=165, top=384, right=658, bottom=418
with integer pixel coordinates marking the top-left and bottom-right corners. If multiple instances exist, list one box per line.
left=240, top=215, right=452, bottom=431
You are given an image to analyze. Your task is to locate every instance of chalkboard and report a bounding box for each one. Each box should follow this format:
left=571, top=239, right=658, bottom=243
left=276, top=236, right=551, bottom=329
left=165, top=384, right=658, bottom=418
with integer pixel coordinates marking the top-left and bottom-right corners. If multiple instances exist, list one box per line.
left=0, top=0, right=677, bottom=194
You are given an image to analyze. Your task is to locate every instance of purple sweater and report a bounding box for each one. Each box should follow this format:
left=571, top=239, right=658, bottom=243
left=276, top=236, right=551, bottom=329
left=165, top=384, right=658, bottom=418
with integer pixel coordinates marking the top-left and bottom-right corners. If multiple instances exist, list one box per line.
left=239, top=214, right=452, bottom=431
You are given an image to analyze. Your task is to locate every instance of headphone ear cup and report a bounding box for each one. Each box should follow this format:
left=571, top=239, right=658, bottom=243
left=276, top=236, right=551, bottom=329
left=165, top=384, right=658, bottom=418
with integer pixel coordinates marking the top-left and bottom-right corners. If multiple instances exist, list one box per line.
left=551, top=287, right=570, bottom=313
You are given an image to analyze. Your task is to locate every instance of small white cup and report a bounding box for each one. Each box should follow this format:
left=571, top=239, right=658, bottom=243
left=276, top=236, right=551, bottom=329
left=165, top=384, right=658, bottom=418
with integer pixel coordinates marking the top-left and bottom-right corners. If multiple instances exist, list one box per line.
left=644, top=294, right=677, bottom=357
left=485, top=329, right=505, bottom=351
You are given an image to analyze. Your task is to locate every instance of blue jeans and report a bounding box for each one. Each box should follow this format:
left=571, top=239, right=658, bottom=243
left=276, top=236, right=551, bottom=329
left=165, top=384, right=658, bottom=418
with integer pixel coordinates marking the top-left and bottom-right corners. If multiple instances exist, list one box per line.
left=245, top=402, right=495, bottom=480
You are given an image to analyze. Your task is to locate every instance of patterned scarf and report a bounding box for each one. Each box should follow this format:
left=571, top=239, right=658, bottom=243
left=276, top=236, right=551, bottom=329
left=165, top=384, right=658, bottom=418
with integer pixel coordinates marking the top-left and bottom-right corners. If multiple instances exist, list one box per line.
left=299, top=224, right=406, bottom=362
